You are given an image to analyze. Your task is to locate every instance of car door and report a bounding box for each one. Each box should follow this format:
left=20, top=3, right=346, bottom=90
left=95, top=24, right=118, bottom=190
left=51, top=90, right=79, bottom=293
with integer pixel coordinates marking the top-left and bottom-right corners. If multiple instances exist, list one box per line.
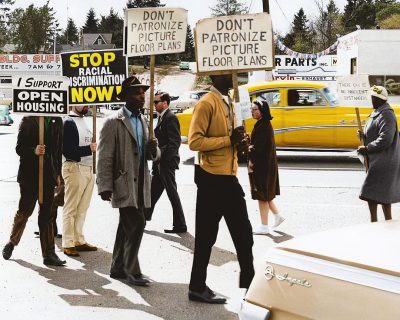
left=281, top=88, right=336, bottom=148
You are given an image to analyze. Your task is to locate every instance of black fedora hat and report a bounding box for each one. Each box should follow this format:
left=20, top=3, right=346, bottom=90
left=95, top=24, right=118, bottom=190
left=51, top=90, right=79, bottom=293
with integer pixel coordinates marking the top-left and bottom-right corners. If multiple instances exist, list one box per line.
left=117, top=76, right=150, bottom=100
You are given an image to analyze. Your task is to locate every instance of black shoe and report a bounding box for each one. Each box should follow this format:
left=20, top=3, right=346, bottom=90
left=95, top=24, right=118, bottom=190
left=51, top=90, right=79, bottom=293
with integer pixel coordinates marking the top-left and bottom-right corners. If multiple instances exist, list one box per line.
left=55, top=234, right=62, bottom=239
left=2, top=242, right=14, bottom=260
left=164, top=226, right=187, bottom=234
left=127, top=274, right=150, bottom=286
left=43, top=253, right=66, bottom=266
left=110, top=271, right=127, bottom=279
left=188, top=287, right=227, bottom=304
left=34, top=231, right=39, bottom=236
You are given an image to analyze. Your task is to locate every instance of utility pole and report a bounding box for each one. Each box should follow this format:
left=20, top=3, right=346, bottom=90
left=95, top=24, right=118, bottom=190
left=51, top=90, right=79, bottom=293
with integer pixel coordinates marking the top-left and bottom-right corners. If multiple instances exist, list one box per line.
left=262, top=0, right=273, bottom=80
left=262, top=0, right=270, bottom=13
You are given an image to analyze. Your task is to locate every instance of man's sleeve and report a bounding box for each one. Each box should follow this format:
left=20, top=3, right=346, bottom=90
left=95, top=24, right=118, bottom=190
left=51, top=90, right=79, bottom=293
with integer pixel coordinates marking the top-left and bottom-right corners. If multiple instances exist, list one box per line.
left=188, top=101, right=231, bottom=152
left=96, top=119, right=115, bottom=194
left=15, top=117, right=35, bottom=158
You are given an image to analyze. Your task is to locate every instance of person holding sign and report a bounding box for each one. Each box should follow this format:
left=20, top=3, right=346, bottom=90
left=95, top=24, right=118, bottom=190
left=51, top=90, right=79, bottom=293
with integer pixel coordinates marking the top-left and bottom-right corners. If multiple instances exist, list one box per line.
left=61, top=105, right=97, bottom=257
left=2, top=116, right=66, bottom=266
left=146, top=91, right=187, bottom=233
left=188, top=74, right=254, bottom=304
left=357, top=86, right=400, bottom=222
left=97, top=76, right=160, bottom=286
left=248, top=101, right=284, bottom=235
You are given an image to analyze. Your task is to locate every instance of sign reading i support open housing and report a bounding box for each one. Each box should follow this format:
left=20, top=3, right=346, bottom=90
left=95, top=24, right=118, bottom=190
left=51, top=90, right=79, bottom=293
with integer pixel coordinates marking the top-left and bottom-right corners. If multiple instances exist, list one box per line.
left=125, top=7, right=188, bottom=57
left=61, top=49, right=127, bottom=105
left=12, top=75, right=69, bottom=116
left=195, top=13, right=274, bottom=74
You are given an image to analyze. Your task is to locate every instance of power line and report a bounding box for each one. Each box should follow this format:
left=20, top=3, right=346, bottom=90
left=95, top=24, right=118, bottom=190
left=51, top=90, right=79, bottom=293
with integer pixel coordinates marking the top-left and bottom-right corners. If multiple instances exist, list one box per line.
left=248, top=0, right=254, bottom=12
left=274, top=0, right=291, bottom=25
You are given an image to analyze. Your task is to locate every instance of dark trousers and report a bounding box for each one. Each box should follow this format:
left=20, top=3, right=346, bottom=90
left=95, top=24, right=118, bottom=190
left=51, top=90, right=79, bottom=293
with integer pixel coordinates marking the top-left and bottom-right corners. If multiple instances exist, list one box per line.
left=10, top=177, right=56, bottom=257
left=189, top=166, right=255, bottom=292
left=110, top=206, right=146, bottom=276
left=149, top=165, right=186, bottom=228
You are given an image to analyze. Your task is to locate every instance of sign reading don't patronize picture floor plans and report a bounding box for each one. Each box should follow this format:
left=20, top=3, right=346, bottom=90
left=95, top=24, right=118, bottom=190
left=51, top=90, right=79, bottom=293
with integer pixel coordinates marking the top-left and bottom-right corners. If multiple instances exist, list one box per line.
left=195, top=13, right=274, bottom=74
left=125, top=7, right=188, bottom=57
left=12, top=76, right=69, bottom=116
left=61, top=49, right=127, bottom=105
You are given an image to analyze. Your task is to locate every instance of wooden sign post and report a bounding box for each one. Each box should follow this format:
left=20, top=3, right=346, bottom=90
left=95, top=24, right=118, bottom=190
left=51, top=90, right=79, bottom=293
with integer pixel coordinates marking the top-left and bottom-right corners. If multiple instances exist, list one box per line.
left=92, top=106, right=97, bottom=173
left=125, top=7, right=188, bottom=136
left=12, top=75, right=70, bottom=204
left=38, top=117, right=44, bottom=203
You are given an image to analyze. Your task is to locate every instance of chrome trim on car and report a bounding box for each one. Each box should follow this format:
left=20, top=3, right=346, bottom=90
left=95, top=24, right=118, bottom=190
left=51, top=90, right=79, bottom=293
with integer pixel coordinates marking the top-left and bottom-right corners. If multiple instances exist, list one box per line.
left=264, top=264, right=312, bottom=287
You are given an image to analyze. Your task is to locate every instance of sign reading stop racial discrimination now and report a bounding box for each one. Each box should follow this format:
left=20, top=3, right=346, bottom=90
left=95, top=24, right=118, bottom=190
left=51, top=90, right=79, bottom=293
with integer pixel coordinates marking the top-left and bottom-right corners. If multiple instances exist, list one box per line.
left=61, top=49, right=127, bottom=105
left=12, top=75, right=69, bottom=116
left=195, top=13, right=274, bottom=74
left=126, top=7, right=187, bottom=57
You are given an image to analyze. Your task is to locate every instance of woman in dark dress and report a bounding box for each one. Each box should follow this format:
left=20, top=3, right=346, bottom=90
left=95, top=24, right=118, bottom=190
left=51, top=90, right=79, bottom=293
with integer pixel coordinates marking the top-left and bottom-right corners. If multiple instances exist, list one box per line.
left=248, top=100, right=284, bottom=235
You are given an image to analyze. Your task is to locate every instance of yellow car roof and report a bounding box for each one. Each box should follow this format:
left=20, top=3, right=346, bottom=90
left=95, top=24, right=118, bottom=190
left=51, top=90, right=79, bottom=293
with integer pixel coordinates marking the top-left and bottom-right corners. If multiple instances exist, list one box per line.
left=241, top=80, right=328, bottom=93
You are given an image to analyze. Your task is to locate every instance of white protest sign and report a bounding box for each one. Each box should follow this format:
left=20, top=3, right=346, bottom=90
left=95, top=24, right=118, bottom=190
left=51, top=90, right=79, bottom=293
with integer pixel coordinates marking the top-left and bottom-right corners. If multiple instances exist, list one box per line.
left=336, top=75, right=371, bottom=107
left=195, top=13, right=274, bottom=74
left=126, top=7, right=188, bottom=57
left=239, top=86, right=252, bottom=121
left=12, top=76, right=70, bottom=116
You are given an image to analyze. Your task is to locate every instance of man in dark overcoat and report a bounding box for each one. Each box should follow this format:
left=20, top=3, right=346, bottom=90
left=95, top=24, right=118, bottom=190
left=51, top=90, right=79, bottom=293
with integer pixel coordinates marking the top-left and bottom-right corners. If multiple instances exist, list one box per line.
left=2, top=116, right=66, bottom=266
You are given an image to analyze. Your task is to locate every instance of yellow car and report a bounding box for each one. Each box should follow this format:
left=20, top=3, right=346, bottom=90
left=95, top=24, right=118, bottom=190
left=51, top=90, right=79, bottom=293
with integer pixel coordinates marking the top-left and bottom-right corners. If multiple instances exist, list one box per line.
left=177, top=80, right=400, bottom=149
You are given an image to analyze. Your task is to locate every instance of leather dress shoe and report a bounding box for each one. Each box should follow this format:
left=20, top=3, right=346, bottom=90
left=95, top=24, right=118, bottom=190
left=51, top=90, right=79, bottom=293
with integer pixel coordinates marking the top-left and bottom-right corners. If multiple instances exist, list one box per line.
left=188, top=287, right=226, bottom=304
left=75, top=243, right=97, bottom=251
left=110, top=271, right=127, bottom=279
left=43, top=253, right=66, bottom=266
left=164, top=226, right=187, bottom=234
left=127, top=274, right=150, bottom=286
left=2, top=242, right=14, bottom=260
left=63, top=247, right=80, bottom=257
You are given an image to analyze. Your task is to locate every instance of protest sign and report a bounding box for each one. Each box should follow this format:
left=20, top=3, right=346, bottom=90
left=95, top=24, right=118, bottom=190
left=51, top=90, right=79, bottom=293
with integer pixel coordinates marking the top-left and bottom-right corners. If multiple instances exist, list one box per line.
left=12, top=75, right=69, bottom=116
left=195, top=13, right=274, bottom=74
left=61, top=49, right=127, bottom=105
left=126, top=7, right=187, bottom=57
left=336, top=75, right=371, bottom=107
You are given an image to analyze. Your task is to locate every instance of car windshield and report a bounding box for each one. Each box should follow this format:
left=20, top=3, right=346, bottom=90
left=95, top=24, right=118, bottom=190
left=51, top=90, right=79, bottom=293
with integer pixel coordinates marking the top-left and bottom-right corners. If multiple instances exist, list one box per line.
left=323, top=87, right=337, bottom=105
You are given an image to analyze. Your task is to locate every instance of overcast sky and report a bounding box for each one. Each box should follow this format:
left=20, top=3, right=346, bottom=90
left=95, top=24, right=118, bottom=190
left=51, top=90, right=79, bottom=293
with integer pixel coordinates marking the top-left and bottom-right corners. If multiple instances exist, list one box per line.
left=13, top=0, right=348, bottom=35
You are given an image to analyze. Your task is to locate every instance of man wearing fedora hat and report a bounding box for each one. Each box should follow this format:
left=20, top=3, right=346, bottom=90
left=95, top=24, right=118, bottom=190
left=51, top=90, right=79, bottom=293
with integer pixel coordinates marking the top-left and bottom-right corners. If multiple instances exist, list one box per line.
left=97, top=75, right=160, bottom=286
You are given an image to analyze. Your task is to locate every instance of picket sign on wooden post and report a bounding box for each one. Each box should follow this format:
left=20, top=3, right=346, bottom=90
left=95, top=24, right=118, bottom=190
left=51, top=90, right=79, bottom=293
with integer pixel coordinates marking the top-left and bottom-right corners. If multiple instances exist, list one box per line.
left=336, top=75, right=371, bottom=171
left=149, top=55, right=156, bottom=140
left=92, top=106, right=97, bottom=174
left=38, top=117, right=44, bottom=204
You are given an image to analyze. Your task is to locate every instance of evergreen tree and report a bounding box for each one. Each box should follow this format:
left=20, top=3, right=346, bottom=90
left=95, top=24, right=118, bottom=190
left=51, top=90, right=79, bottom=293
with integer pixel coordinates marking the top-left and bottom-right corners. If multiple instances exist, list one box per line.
left=375, top=1, right=400, bottom=24
left=82, top=8, right=98, bottom=33
left=343, top=0, right=376, bottom=32
left=282, top=8, right=313, bottom=53
left=0, top=0, right=14, bottom=47
left=126, top=0, right=165, bottom=8
left=99, top=8, right=124, bottom=48
left=179, top=24, right=195, bottom=61
left=9, top=1, right=59, bottom=53
left=59, top=18, right=79, bottom=44
left=210, top=0, right=248, bottom=16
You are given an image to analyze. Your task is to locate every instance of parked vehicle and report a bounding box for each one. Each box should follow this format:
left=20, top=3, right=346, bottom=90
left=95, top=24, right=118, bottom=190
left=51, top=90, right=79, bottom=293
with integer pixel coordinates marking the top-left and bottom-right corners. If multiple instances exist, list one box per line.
left=239, top=220, right=400, bottom=320
left=177, top=80, right=400, bottom=150
left=0, top=105, right=13, bottom=125
left=179, top=61, right=190, bottom=70
left=170, top=90, right=209, bottom=114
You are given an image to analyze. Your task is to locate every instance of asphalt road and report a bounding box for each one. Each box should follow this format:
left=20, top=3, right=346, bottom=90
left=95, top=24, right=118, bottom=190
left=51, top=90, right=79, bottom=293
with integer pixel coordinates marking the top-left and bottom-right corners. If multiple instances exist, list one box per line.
left=1, top=113, right=399, bottom=318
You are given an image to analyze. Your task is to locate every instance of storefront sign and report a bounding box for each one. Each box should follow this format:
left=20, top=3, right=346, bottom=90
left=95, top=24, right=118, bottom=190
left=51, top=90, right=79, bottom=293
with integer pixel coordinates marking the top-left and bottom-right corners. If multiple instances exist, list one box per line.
left=0, top=54, right=61, bottom=72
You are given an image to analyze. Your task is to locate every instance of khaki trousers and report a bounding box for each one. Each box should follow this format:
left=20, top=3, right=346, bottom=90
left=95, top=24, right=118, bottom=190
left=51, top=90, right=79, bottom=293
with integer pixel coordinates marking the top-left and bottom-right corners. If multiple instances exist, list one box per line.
left=62, top=162, right=94, bottom=248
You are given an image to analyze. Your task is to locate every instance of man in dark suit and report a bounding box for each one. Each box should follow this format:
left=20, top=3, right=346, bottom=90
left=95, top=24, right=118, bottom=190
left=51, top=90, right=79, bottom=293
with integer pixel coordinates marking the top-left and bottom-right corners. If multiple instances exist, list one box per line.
left=147, top=91, right=187, bottom=233
left=2, top=116, right=66, bottom=266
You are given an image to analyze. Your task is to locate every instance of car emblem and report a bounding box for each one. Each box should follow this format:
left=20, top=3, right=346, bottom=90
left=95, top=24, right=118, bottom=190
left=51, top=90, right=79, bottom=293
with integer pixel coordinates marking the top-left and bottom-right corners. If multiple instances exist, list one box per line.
left=264, top=264, right=312, bottom=288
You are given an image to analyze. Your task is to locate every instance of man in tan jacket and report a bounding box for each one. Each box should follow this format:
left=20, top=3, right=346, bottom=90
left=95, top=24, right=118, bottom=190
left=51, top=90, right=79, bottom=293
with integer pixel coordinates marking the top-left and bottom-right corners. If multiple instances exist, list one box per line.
left=188, top=74, right=254, bottom=304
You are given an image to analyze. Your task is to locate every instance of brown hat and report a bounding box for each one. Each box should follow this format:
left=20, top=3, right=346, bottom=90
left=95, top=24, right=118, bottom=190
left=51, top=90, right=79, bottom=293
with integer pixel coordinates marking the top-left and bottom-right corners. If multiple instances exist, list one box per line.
left=117, top=76, right=150, bottom=100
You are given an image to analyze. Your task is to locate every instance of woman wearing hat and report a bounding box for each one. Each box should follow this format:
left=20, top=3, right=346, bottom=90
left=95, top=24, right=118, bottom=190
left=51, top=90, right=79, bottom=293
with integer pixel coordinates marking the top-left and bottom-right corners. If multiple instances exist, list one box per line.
left=357, top=85, right=400, bottom=222
left=248, top=100, right=284, bottom=235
